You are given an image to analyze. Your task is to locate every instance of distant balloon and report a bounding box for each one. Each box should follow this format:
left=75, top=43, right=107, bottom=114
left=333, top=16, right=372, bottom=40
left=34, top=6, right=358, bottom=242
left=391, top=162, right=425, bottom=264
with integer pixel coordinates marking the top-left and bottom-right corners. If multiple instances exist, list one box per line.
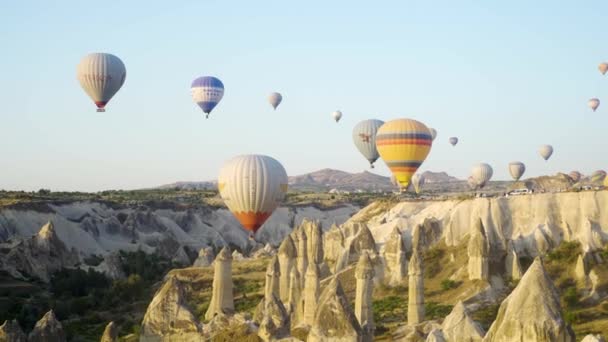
left=191, top=76, right=224, bottom=118
left=588, top=98, right=600, bottom=112
left=591, top=170, right=607, bottom=183
left=539, top=145, right=554, bottom=161
left=77, top=53, right=126, bottom=112
left=471, top=163, right=493, bottom=189
left=376, top=119, right=433, bottom=189
left=599, top=62, right=608, bottom=75
left=352, top=119, right=385, bottom=168
left=218, top=154, right=288, bottom=235
left=569, top=171, right=582, bottom=183
left=411, top=173, right=425, bottom=194
left=508, top=162, right=526, bottom=181
left=467, top=176, right=478, bottom=190
left=332, top=111, right=343, bottom=122
left=268, top=92, right=283, bottom=110
left=605, top=175, right=608, bottom=188
left=449, top=137, right=458, bottom=146
left=428, top=128, right=437, bottom=142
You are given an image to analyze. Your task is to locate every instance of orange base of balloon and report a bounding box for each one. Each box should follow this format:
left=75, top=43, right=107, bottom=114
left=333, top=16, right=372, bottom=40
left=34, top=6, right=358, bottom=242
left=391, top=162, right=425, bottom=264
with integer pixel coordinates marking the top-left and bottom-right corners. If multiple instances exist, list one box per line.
left=233, top=211, right=272, bottom=233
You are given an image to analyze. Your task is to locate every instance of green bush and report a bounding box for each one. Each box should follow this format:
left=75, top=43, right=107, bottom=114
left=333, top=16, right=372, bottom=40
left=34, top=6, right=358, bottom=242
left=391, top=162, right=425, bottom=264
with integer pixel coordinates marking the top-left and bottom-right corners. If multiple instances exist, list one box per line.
left=472, top=304, right=500, bottom=331
left=440, top=279, right=458, bottom=291
left=425, top=302, right=453, bottom=320
left=547, top=241, right=581, bottom=264
left=563, top=287, right=579, bottom=309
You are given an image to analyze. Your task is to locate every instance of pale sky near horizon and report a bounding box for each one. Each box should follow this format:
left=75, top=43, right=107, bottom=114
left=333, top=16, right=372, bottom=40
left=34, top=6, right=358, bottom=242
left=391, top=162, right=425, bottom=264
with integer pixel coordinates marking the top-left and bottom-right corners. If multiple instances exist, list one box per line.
left=1, top=1, right=607, bottom=192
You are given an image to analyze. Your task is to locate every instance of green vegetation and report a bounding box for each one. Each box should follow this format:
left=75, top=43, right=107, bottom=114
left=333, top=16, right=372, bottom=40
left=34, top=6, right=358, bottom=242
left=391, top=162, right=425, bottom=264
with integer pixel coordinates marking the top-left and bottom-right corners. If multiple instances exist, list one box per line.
left=471, top=304, right=500, bottom=331
left=440, top=279, right=458, bottom=291
left=425, top=302, right=453, bottom=320
left=547, top=241, right=581, bottom=264
left=423, top=246, right=444, bottom=277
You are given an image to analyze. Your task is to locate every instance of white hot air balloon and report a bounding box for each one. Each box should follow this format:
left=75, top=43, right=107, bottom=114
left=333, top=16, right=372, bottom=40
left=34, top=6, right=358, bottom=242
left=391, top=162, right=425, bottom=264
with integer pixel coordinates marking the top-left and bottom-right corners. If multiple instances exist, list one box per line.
left=471, top=163, right=493, bottom=189
left=77, top=53, right=126, bottom=112
left=599, top=62, right=608, bottom=75
left=352, top=119, right=384, bottom=168
left=218, top=155, right=288, bottom=236
left=332, top=110, right=343, bottom=122
left=428, top=128, right=437, bottom=141
left=411, top=173, right=425, bottom=194
left=588, top=98, right=600, bottom=112
left=268, top=92, right=283, bottom=110
left=508, top=162, right=526, bottom=181
left=539, top=145, right=554, bottom=161
left=449, top=137, right=458, bottom=146
left=569, top=171, right=582, bottom=183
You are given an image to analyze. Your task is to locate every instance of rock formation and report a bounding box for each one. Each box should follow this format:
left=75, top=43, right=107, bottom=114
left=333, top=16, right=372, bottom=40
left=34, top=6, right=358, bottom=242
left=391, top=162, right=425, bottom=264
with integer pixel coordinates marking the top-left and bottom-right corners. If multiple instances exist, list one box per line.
left=0, top=221, right=79, bottom=282
left=100, top=321, right=118, bottom=342
left=28, top=310, right=66, bottom=342
left=408, top=249, right=425, bottom=326
left=140, top=276, right=202, bottom=341
left=258, top=294, right=291, bottom=341
left=295, top=227, right=308, bottom=287
left=192, top=247, right=215, bottom=267
left=307, top=220, right=324, bottom=264
left=483, top=258, right=575, bottom=342
left=278, top=235, right=297, bottom=303
left=575, top=254, right=589, bottom=282
left=426, top=329, right=447, bottom=342
left=308, top=278, right=362, bottom=342
left=0, top=319, right=26, bottom=342
left=504, top=242, right=522, bottom=280
left=303, top=263, right=321, bottom=326
left=287, top=267, right=303, bottom=326
left=172, top=246, right=191, bottom=266
left=205, top=247, right=234, bottom=320
left=265, top=255, right=281, bottom=301
left=581, top=335, right=607, bottom=342
left=95, top=252, right=126, bottom=280
left=347, top=223, right=377, bottom=264
left=383, top=226, right=408, bottom=286
left=355, top=252, right=375, bottom=341
left=441, top=301, right=484, bottom=342
left=467, top=219, right=489, bottom=281
left=231, top=250, right=245, bottom=261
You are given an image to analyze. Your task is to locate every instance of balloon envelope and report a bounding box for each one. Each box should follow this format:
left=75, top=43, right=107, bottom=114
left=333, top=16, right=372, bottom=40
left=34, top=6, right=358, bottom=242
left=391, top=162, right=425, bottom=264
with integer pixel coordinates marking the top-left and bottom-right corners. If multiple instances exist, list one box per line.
left=191, top=76, right=224, bottom=117
left=218, top=155, right=288, bottom=234
left=569, top=171, right=582, bottom=183
left=375, top=119, right=433, bottom=188
left=467, top=176, right=478, bottom=190
left=429, top=128, right=437, bottom=141
left=591, top=170, right=607, bottom=183
left=332, top=111, right=343, bottom=122
left=471, top=163, right=493, bottom=189
left=588, top=98, right=600, bottom=112
left=268, top=92, right=283, bottom=110
left=599, top=63, right=608, bottom=75
left=508, top=162, right=526, bottom=181
left=539, top=145, right=554, bottom=161
left=449, top=137, right=458, bottom=146
left=77, top=53, right=126, bottom=112
left=352, top=119, right=385, bottom=168
left=411, top=173, right=425, bottom=194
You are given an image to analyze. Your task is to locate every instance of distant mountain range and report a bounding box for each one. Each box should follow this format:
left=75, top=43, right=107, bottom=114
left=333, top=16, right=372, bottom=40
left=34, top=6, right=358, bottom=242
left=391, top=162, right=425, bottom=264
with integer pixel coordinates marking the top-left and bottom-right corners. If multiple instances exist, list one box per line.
left=157, top=169, right=460, bottom=192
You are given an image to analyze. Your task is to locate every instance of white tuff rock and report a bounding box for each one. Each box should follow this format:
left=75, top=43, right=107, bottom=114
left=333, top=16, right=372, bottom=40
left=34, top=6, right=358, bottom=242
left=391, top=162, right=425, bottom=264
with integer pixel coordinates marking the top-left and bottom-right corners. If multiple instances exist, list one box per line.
left=265, top=255, right=281, bottom=301
left=355, top=252, right=375, bottom=342
left=303, top=263, right=321, bottom=326
left=205, top=247, right=234, bottom=320
left=100, top=321, right=118, bottom=342
left=467, top=220, right=489, bottom=281
left=192, top=247, right=214, bottom=267
left=383, top=226, right=408, bottom=286
left=278, top=235, right=297, bottom=303
left=258, top=294, right=291, bottom=341
left=441, top=301, right=484, bottom=342
left=408, top=248, right=425, bottom=326
left=581, top=334, right=607, bottom=342
left=28, top=310, right=66, bottom=342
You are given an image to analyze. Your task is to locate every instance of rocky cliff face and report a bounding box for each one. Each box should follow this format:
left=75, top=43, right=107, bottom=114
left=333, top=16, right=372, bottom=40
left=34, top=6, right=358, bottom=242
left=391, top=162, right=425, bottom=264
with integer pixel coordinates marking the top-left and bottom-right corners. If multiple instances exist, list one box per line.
left=0, top=319, right=26, bottom=342
left=28, top=310, right=66, bottom=342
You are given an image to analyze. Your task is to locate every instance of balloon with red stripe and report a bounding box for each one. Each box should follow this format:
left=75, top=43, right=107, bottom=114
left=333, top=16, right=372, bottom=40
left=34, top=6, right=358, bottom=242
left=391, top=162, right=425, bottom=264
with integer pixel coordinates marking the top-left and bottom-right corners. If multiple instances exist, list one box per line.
left=375, top=118, right=433, bottom=189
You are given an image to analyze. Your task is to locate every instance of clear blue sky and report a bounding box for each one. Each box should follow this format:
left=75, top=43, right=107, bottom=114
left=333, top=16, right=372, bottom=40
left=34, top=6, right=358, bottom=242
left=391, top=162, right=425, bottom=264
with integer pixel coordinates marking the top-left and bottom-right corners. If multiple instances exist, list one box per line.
left=1, top=1, right=607, bottom=191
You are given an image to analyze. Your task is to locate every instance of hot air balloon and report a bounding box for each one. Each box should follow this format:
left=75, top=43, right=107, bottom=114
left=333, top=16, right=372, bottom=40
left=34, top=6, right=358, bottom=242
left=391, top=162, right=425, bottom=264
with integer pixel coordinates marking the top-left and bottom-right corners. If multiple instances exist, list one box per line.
left=218, top=155, right=288, bottom=235
left=539, top=145, right=554, bottom=161
left=353, top=119, right=385, bottom=168
left=375, top=119, right=432, bottom=188
left=467, top=176, right=478, bottom=190
left=429, top=128, right=437, bottom=142
left=471, top=163, right=493, bottom=189
left=411, top=173, right=425, bottom=194
left=588, top=98, right=600, bottom=112
left=604, top=175, right=608, bottom=188
left=332, top=111, right=343, bottom=122
left=591, top=170, right=607, bottom=183
left=449, top=137, right=458, bottom=146
left=599, top=63, right=608, bottom=75
left=508, top=162, right=526, bottom=181
left=268, top=92, right=282, bottom=110
left=77, top=53, right=126, bottom=112
left=569, top=171, right=582, bottom=183
left=191, top=76, right=224, bottom=118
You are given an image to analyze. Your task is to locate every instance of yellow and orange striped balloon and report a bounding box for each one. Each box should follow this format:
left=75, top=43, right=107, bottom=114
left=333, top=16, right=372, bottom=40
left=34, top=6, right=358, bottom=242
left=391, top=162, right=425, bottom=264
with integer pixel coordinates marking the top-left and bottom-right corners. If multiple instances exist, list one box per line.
left=375, top=119, right=432, bottom=188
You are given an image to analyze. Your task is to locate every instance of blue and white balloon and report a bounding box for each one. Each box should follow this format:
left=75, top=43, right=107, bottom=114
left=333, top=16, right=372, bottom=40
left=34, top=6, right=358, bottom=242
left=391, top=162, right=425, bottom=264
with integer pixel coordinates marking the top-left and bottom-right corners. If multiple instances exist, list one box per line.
left=191, top=76, right=224, bottom=118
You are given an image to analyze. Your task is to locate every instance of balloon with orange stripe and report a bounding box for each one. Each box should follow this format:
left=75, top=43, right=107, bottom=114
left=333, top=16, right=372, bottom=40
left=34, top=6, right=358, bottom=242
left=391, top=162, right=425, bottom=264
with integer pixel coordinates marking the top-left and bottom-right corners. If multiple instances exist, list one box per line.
left=375, top=119, right=433, bottom=189
left=218, top=155, right=288, bottom=235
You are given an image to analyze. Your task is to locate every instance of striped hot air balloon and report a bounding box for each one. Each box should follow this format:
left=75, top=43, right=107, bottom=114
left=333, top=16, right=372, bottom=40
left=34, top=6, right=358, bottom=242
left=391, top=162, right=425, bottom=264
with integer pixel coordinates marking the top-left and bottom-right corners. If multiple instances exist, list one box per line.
left=77, top=53, right=126, bottom=112
left=352, top=119, right=385, bottom=168
left=191, top=76, right=224, bottom=118
left=268, top=92, right=282, bottom=110
left=375, top=119, right=433, bottom=188
left=218, top=155, right=288, bottom=235
left=428, top=128, right=437, bottom=142
left=591, top=170, right=607, bottom=183
left=411, top=173, right=425, bottom=194
left=471, top=163, right=493, bottom=189
left=467, top=176, right=478, bottom=190
left=508, top=162, right=526, bottom=181
left=449, top=137, right=458, bottom=146
left=569, top=171, right=582, bottom=183
left=539, top=145, right=554, bottom=161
